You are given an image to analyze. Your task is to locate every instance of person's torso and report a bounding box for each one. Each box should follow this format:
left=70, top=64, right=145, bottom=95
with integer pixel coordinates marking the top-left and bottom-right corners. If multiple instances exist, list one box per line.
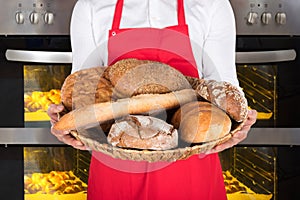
left=80, top=0, right=218, bottom=68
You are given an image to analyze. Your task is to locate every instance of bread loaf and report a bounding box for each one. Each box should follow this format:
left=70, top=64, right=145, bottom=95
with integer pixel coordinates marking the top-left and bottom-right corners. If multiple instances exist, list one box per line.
left=60, top=58, right=193, bottom=110
left=104, top=58, right=192, bottom=98
left=60, top=66, right=113, bottom=111
left=107, top=115, right=178, bottom=150
left=196, top=80, right=248, bottom=122
left=171, top=101, right=232, bottom=143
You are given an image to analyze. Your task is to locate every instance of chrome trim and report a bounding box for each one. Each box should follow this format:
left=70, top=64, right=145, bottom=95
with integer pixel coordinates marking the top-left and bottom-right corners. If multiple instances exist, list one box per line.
left=5, top=49, right=72, bottom=64
left=0, top=128, right=63, bottom=145
left=236, top=49, right=296, bottom=64
left=240, top=128, right=300, bottom=145
left=0, top=128, right=299, bottom=146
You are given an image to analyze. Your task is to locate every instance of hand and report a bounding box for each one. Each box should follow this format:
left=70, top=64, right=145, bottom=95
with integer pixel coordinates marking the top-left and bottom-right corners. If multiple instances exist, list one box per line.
left=47, top=104, right=87, bottom=150
left=205, top=109, right=258, bottom=154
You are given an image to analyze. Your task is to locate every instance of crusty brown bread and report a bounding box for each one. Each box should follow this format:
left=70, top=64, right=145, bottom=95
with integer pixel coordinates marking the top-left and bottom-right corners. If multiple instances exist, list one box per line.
left=107, top=115, right=178, bottom=150
left=60, top=58, right=193, bottom=110
left=171, top=101, right=232, bottom=143
left=104, top=58, right=192, bottom=98
left=60, top=66, right=113, bottom=111
left=103, top=58, right=152, bottom=86
left=196, top=80, right=248, bottom=122
left=58, top=58, right=247, bottom=151
left=54, top=89, right=198, bottom=131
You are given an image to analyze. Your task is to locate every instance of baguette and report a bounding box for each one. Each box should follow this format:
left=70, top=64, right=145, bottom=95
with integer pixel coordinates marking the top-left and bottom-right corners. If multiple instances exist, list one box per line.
left=54, top=89, right=198, bottom=131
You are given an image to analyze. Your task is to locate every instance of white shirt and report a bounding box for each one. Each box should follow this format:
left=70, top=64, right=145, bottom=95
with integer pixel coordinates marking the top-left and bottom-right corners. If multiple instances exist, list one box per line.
left=70, top=0, right=239, bottom=86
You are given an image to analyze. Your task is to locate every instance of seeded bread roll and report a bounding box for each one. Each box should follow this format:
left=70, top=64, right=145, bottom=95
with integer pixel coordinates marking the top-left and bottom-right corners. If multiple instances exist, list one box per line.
left=104, top=58, right=192, bottom=98
left=107, top=115, right=178, bottom=150
left=171, top=101, right=232, bottom=143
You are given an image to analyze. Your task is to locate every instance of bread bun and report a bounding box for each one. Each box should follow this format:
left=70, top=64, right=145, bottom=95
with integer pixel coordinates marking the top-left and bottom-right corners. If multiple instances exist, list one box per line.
left=171, top=101, right=232, bottom=143
left=107, top=115, right=178, bottom=150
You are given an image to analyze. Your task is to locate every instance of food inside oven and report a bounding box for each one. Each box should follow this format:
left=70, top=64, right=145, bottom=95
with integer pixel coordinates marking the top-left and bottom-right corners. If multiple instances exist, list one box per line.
left=23, top=147, right=275, bottom=200
left=24, top=65, right=71, bottom=123
left=24, top=147, right=90, bottom=200
left=236, top=65, right=277, bottom=127
left=220, top=147, right=275, bottom=200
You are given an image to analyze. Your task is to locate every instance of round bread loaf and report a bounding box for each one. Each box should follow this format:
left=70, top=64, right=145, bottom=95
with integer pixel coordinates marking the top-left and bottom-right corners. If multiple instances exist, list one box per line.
left=60, top=66, right=113, bottom=111
left=171, top=101, right=232, bottom=143
left=104, top=58, right=192, bottom=98
left=107, top=115, right=178, bottom=150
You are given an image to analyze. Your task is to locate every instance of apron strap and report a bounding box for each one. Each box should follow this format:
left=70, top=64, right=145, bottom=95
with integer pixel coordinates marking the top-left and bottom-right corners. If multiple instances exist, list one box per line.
left=111, top=0, right=186, bottom=29
left=177, top=0, right=186, bottom=26
left=111, top=0, right=124, bottom=29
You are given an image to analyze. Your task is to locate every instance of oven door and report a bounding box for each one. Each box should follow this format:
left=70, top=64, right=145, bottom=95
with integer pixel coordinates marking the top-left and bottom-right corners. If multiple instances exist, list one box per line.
left=0, top=36, right=72, bottom=127
left=236, top=36, right=300, bottom=146
left=236, top=36, right=300, bottom=128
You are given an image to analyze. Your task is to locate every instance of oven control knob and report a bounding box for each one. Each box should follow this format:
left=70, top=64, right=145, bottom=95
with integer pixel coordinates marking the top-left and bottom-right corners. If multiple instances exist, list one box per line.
left=15, top=12, right=25, bottom=24
left=261, top=12, right=272, bottom=25
left=276, top=12, right=287, bottom=25
left=29, top=11, right=39, bottom=24
left=247, top=12, right=259, bottom=25
left=44, top=12, right=54, bottom=25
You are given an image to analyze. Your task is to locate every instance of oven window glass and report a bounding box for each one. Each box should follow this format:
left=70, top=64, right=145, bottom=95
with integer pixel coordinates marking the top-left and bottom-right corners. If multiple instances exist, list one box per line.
left=24, top=65, right=71, bottom=127
left=236, top=64, right=277, bottom=127
left=220, top=147, right=275, bottom=200
left=24, top=147, right=90, bottom=198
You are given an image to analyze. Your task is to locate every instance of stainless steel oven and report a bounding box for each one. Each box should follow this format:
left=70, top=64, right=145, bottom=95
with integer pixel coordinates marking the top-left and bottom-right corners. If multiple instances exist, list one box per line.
left=0, top=1, right=75, bottom=127
left=225, top=1, right=300, bottom=200
left=0, top=1, right=92, bottom=199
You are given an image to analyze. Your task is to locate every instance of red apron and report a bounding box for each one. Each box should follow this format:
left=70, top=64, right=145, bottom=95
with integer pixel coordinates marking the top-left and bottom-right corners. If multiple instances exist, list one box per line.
left=87, top=0, right=227, bottom=199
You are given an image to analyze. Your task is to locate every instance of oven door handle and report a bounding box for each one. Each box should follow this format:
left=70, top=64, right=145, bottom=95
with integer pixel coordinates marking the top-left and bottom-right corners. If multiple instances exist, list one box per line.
left=5, top=49, right=72, bottom=64
left=235, top=49, right=296, bottom=64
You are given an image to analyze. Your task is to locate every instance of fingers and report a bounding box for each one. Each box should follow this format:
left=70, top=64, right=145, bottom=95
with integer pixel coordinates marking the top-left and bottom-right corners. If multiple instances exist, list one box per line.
left=244, top=109, right=258, bottom=127
left=50, top=126, right=87, bottom=150
left=47, top=104, right=65, bottom=125
left=48, top=103, right=87, bottom=150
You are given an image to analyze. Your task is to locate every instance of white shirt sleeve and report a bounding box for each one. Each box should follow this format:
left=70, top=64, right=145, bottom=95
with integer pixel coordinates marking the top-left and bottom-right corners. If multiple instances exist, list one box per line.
left=201, top=0, right=239, bottom=86
left=70, top=0, right=104, bottom=73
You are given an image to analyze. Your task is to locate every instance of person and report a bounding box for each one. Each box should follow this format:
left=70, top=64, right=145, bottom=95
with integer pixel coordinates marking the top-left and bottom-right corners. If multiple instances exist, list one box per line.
left=48, top=0, right=257, bottom=199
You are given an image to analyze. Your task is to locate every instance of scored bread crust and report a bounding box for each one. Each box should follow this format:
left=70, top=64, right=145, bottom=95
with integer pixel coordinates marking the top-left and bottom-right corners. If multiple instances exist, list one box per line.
left=171, top=101, right=232, bottom=143
left=107, top=115, right=178, bottom=150
left=196, top=80, right=248, bottom=122
left=54, top=89, right=198, bottom=131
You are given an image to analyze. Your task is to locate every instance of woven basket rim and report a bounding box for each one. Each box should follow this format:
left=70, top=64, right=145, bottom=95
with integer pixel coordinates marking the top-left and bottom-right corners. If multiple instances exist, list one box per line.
left=71, top=120, right=244, bottom=162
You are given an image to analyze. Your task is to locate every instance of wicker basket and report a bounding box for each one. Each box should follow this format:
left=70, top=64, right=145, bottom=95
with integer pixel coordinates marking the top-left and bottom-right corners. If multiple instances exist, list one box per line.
left=70, top=121, right=244, bottom=162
